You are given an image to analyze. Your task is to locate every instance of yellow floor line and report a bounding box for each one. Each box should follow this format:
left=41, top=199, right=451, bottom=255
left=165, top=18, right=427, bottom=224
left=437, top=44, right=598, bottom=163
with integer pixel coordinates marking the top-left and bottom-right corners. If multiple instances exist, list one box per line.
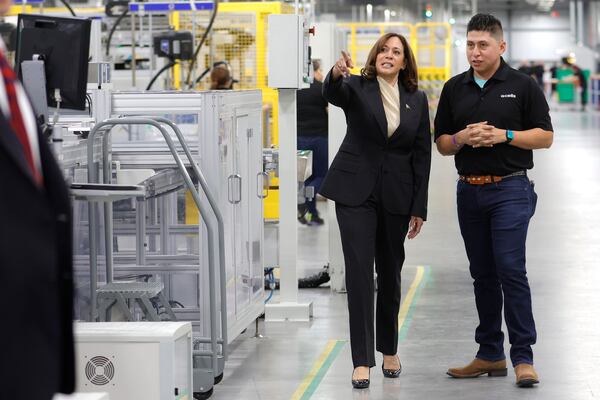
left=398, top=266, right=425, bottom=330
left=290, top=266, right=427, bottom=400
left=290, top=340, right=338, bottom=400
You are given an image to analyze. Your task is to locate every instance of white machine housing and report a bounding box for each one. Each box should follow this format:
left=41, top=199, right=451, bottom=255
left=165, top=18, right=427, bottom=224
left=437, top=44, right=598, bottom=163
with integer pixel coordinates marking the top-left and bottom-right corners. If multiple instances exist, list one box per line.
left=74, top=322, right=193, bottom=400
left=267, top=14, right=312, bottom=89
left=109, top=90, right=265, bottom=342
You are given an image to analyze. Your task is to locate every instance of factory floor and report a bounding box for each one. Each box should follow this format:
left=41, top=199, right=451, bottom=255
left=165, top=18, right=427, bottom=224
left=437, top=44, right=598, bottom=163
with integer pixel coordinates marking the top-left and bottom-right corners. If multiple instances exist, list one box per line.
left=211, top=110, right=600, bottom=400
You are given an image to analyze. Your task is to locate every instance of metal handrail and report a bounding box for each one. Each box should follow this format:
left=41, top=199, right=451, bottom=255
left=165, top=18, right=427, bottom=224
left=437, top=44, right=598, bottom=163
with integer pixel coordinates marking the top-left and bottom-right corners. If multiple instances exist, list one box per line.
left=137, top=115, right=229, bottom=359
left=85, top=117, right=220, bottom=377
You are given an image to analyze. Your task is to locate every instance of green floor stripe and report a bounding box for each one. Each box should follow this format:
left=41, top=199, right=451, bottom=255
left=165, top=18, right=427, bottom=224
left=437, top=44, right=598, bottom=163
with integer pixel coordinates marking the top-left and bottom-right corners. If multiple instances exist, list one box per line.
left=300, top=340, right=346, bottom=400
left=295, top=266, right=431, bottom=399
left=398, top=266, right=431, bottom=341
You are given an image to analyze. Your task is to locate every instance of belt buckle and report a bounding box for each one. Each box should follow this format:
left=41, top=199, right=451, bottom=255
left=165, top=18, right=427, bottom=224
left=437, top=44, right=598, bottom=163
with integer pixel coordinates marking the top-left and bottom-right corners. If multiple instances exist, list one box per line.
left=465, top=175, right=501, bottom=185
left=468, top=176, right=485, bottom=185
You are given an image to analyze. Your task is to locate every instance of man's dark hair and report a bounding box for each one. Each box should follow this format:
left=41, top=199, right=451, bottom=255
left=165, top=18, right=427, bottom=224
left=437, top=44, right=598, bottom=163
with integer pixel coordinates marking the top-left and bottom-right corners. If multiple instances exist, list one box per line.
left=467, top=13, right=503, bottom=39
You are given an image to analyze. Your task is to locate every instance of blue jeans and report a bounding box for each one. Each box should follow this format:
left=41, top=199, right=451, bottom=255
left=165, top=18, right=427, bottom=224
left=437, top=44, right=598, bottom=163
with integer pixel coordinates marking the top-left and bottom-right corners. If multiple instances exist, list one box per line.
left=457, top=175, right=538, bottom=366
left=297, top=136, right=328, bottom=215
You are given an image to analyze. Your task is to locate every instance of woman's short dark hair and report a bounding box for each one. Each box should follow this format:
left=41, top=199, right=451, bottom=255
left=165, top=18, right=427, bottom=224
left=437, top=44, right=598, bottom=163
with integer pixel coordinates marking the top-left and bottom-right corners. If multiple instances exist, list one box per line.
left=361, top=33, right=418, bottom=93
left=210, top=63, right=233, bottom=90
left=467, top=13, right=503, bottom=39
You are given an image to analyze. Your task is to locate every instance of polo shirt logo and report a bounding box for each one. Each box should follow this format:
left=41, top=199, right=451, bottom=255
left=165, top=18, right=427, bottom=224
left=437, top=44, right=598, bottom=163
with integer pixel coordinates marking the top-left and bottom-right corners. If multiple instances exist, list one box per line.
left=500, top=94, right=517, bottom=98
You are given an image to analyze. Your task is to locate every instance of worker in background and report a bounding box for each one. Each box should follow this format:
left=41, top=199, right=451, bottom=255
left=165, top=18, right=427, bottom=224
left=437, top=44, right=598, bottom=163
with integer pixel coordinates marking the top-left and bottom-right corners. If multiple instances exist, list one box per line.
left=0, top=0, right=74, bottom=397
left=571, top=64, right=587, bottom=111
left=532, top=62, right=544, bottom=89
left=435, top=13, right=553, bottom=388
left=549, top=61, right=558, bottom=97
left=322, top=34, right=431, bottom=388
left=517, top=60, right=531, bottom=76
left=297, top=59, right=328, bottom=225
left=210, top=61, right=235, bottom=90
left=559, top=57, right=587, bottom=111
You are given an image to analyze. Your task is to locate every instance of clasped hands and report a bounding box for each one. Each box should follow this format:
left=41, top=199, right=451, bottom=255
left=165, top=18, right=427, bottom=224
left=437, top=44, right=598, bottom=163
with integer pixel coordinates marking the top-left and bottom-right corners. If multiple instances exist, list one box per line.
left=456, top=121, right=506, bottom=148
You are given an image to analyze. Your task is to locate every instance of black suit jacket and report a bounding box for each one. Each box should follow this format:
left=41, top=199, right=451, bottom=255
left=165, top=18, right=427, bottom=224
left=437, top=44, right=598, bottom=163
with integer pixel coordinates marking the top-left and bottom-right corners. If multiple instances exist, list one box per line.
left=319, top=70, right=432, bottom=219
left=0, top=111, right=75, bottom=398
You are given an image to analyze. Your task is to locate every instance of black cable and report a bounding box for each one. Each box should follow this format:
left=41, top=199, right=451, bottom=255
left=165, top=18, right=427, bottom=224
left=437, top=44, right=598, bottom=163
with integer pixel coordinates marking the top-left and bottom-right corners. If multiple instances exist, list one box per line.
left=58, top=0, right=77, bottom=17
left=146, top=59, right=177, bottom=90
left=106, top=8, right=129, bottom=57
left=185, top=0, right=219, bottom=88
left=169, top=300, right=185, bottom=308
left=85, top=94, right=93, bottom=116
left=193, top=67, right=211, bottom=86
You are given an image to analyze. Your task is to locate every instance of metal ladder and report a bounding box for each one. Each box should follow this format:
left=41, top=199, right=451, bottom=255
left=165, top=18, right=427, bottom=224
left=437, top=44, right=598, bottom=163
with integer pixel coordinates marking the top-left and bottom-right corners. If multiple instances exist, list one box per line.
left=83, top=117, right=228, bottom=394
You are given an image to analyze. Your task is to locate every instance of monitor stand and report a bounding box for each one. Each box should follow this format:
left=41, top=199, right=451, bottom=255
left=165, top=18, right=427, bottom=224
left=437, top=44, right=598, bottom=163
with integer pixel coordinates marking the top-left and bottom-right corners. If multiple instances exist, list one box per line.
left=20, top=59, right=49, bottom=125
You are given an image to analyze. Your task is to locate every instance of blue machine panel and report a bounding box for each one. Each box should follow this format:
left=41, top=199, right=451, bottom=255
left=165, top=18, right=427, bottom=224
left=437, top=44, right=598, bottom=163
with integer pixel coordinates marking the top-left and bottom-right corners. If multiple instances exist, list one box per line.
left=129, top=1, right=214, bottom=12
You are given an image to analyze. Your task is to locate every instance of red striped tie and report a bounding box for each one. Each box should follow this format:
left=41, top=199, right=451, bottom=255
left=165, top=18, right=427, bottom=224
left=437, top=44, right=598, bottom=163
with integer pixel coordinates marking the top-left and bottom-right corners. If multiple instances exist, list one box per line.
left=0, top=50, right=43, bottom=186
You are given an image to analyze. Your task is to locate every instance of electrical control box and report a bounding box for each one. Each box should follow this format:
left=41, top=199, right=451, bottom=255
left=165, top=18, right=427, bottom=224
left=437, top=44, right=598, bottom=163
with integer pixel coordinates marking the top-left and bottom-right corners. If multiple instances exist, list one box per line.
left=74, top=322, right=193, bottom=400
left=267, top=14, right=312, bottom=89
left=153, top=31, right=194, bottom=60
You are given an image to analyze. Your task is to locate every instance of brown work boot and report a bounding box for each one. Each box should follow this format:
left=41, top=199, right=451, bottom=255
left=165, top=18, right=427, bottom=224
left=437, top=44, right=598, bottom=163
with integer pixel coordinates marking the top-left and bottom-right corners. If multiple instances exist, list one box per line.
left=514, top=363, right=539, bottom=387
left=447, top=358, right=508, bottom=378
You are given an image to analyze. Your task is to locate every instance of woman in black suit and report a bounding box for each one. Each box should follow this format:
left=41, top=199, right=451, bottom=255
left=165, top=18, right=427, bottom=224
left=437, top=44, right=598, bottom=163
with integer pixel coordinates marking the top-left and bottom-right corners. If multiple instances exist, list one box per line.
left=320, top=33, right=431, bottom=388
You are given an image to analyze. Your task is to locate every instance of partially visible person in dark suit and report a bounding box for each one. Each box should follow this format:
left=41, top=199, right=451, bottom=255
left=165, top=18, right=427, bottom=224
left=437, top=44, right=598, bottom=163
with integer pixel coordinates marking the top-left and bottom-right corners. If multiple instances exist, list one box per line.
left=297, top=59, right=328, bottom=225
left=321, top=33, right=431, bottom=388
left=0, top=0, right=75, bottom=397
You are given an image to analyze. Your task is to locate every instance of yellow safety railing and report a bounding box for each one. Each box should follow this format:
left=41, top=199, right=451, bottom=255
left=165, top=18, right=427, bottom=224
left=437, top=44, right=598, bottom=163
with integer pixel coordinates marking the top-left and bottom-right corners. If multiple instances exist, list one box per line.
left=414, top=22, right=451, bottom=126
left=415, top=22, right=452, bottom=81
left=8, top=5, right=105, bottom=16
left=8, top=4, right=33, bottom=15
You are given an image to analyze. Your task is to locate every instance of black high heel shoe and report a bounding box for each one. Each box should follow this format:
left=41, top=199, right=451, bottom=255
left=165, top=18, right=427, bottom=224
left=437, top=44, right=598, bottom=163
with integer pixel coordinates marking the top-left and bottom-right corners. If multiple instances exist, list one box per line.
left=351, top=367, right=370, bottom=389
left=382, top=355, right=402, bottom=378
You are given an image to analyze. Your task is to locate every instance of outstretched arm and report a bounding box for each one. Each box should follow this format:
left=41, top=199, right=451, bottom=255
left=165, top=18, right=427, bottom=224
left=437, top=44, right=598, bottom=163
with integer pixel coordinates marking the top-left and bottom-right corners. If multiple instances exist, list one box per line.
left=322, top=51, right=355, bottom=109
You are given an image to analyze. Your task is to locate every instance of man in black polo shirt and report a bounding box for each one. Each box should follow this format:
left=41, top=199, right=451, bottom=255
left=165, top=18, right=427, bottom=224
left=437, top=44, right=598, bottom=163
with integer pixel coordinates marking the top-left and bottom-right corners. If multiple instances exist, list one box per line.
left=434, top=14, right=553, bottom=387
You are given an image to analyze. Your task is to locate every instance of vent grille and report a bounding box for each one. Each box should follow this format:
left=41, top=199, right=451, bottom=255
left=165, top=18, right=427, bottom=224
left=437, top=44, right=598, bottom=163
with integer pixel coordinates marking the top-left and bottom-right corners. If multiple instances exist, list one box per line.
left=85, top=356, right=115, bottom=386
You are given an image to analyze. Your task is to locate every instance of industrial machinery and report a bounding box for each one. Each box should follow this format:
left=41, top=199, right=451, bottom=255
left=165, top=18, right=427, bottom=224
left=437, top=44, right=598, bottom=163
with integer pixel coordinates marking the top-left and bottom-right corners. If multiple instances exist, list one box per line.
left=60, top=88, right=265, bottom=398
left=74, top=322, right=193, bottom=400
left=153, top=30, right=194, bottom=60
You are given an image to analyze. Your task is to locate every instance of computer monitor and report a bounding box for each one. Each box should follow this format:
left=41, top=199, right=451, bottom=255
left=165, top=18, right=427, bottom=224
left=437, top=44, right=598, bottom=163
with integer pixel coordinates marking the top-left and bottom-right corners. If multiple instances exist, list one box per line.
left=14, top=14, right=91, bottom=110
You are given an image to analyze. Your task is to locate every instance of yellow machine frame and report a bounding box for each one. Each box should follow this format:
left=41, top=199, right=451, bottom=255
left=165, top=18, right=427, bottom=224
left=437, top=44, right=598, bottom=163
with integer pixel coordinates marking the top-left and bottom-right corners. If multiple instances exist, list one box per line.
left=171, top=2, right=293, bottom=146
left=171, top=2, right=293, bottom=220
left=414, top=22, right=452, bottom=82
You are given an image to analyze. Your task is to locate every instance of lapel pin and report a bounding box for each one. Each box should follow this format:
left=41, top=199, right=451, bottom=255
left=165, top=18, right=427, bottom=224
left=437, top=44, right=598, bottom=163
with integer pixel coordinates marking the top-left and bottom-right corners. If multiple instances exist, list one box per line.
left=405, top=104, right=411, bottom=110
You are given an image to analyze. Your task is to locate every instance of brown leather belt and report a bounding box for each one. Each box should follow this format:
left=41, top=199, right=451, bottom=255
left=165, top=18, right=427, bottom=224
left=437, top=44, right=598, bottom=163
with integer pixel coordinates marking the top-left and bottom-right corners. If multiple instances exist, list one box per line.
left=459, top=171, right=526, bottom=185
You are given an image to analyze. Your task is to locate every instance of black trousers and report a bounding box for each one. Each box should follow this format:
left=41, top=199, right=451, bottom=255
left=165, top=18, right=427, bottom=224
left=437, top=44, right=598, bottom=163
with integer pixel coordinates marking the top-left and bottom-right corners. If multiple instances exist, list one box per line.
left=335, top=177, right=410, bottom=368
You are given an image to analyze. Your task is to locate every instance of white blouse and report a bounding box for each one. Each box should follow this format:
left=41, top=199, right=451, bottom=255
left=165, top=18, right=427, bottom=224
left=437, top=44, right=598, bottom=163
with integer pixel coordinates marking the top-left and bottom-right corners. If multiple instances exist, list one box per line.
left=376, top=75, right=400, bottom=138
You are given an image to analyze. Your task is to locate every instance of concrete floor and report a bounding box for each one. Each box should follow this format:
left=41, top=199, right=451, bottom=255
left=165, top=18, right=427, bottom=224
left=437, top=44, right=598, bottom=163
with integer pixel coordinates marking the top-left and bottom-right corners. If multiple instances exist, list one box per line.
left=211, top=110, right=600, bottom=400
